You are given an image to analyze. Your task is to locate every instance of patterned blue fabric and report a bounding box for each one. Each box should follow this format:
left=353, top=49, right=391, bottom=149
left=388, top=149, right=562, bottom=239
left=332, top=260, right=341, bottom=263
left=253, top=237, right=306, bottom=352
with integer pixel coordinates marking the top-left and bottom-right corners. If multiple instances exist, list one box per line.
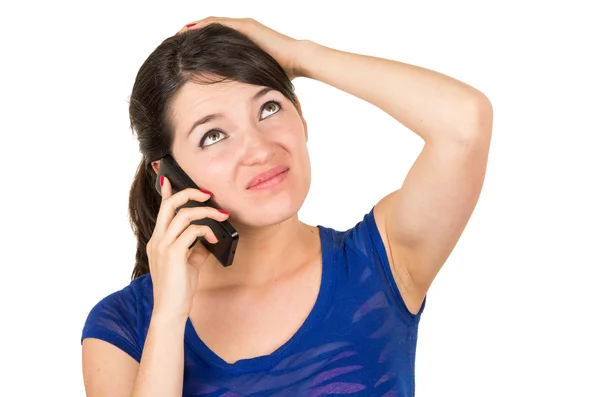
left=82, top=207, right=426, bottom=396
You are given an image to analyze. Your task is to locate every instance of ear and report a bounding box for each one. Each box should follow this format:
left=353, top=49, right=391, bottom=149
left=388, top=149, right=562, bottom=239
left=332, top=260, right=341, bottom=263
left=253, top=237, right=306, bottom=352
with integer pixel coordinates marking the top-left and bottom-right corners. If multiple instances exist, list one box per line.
left=294, top=94, right=308, bottom=142
left=151, top=160, right=160, bottom=175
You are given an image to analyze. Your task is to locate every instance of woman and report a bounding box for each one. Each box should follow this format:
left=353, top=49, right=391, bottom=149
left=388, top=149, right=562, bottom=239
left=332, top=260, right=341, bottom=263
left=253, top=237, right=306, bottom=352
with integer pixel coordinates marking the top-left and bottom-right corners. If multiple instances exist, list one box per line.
left=81, top=17, right=493, bottom=396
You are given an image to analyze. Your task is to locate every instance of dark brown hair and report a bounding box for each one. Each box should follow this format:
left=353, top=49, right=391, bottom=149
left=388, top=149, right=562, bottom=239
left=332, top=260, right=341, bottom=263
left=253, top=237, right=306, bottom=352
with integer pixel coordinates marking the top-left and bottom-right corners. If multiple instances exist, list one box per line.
left=127, top=23, right=298, bottom=279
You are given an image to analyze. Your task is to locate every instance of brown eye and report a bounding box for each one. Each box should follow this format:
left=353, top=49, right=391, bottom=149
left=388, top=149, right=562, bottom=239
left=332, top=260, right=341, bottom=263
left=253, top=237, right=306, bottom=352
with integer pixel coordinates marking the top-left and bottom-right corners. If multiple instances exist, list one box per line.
left=260, top=100, right=281, bottom=119
left=199, top=129, right=226, bottom=148
left=207, top=131, right=220, bottom=141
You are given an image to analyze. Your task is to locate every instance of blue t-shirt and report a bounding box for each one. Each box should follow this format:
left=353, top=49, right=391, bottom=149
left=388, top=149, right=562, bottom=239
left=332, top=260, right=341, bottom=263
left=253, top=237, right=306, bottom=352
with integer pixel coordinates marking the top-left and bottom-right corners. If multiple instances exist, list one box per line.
left=82, top=208, right=426, bottom=396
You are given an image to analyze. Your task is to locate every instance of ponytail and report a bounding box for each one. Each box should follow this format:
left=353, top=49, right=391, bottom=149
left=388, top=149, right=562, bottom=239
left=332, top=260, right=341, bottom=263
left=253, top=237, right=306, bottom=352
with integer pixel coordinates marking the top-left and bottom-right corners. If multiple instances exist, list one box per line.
left=128, top=159, right=162, bottom=279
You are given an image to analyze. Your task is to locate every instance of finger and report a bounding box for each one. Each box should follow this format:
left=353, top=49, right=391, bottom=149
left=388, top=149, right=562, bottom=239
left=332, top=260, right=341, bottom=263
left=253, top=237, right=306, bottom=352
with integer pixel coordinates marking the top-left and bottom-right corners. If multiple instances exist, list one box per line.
left=171, top=224, right=218, bottom=257
left=162, top=206, right=230, bottom=247
left=174, top=21, right=201, bottom=36
left=160, top=175, right=173, bottom=199
left=154, top=186, right=213, bottom=238
left=183, top=22, right=199, bottom=31
left=180, top=19, right=208, bottom=33
left=186, top=17, right=238, bottom=32
left=188, top=16, right=219, bottom=28
left=152, top=175, right=174, bottom=238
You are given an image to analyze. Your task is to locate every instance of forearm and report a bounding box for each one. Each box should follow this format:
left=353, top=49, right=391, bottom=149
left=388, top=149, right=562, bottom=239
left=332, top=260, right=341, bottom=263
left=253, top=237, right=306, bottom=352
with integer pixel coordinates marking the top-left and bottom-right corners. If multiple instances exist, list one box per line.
left=132, top=313, right=186, bottom=397
left=296, top=40, right=489, bottom=142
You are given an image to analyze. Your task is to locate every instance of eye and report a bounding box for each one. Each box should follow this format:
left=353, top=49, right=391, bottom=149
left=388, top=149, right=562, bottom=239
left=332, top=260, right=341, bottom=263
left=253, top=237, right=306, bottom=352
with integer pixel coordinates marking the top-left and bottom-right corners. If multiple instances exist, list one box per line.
left=260, top=100, right=282, bottom=119
left=199, top=129, right=226, bottom=148
left=199, top=100, right=283, bottom=149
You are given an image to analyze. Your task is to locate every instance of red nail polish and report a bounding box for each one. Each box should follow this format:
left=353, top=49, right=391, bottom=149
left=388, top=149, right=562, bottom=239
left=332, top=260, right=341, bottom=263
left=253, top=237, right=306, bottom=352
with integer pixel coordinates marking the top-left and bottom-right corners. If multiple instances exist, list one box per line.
left=186, top=23, right=196, bottom=27
left=160, top=176, right=164, bottom=187
left=200, top=189, right=212, bottom=195
left=218, top=209, right=230, bottom=215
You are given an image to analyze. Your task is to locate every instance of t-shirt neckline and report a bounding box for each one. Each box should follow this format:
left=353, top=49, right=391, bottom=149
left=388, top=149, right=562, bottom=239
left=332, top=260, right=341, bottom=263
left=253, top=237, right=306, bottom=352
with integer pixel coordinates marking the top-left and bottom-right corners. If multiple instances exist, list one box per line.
left=184, top=224, right=335, bottom=373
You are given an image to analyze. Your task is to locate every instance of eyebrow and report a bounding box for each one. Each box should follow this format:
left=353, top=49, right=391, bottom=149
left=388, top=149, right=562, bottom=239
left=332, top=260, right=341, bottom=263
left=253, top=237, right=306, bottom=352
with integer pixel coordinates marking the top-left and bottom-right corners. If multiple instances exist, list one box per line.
left=186, top=87, right=274, bottom=137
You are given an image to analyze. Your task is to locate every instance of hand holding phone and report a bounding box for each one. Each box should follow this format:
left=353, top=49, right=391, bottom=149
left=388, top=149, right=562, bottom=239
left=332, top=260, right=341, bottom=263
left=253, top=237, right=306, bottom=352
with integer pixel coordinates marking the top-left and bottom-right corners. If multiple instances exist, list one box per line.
left=147, top=182, right=228, bottom=319
left=154, top=155, right=238, bottom=267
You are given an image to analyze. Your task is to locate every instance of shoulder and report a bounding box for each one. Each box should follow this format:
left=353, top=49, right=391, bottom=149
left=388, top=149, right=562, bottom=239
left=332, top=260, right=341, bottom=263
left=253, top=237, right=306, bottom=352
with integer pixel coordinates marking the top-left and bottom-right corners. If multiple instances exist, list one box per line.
left=320, top=207, right=382, bottom=260
left=319, top=207, right=426, bottom=322
left=88, top=274, right=153, bottom=318
left=81, top=274, right=154, bottom=362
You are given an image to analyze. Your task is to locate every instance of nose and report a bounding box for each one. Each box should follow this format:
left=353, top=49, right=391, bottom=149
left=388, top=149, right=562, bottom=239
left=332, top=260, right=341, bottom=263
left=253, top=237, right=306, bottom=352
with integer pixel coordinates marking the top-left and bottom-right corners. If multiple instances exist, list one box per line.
left=239, top=126, right=275, bottom=166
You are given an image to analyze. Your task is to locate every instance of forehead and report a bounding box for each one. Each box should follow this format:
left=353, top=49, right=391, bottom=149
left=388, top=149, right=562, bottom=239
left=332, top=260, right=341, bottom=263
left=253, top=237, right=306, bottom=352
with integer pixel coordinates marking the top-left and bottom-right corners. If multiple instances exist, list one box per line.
left=169, top=79, right=271, bottom=135
left=171, top=79, right=261, bottom=113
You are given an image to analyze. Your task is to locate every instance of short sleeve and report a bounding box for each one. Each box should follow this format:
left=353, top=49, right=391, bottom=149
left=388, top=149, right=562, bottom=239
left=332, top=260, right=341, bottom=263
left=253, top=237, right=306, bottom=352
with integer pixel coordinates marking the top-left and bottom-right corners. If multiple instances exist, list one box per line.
left=344, top=207, right=426, bottom=324
left=81, top=284, right=143, bottom=362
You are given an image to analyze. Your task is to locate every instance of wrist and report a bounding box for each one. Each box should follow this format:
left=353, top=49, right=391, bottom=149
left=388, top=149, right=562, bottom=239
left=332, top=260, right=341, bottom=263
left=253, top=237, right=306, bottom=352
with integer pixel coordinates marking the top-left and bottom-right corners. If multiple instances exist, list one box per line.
left=293, top=39, right=322, bottom=80
left=150, top=309, right=189, bottom=329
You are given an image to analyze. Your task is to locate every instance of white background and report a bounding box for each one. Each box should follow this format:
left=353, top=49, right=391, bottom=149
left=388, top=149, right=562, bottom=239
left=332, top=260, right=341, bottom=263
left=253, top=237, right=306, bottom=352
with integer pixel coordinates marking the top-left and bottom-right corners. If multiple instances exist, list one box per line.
left=1, top=1, right=599, bottom=396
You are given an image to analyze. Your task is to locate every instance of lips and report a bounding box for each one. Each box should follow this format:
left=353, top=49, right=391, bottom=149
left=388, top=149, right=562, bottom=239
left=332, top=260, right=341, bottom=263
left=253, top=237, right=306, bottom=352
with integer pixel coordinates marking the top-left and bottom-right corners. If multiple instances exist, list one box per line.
left=247, top=165, right=289, bottom=189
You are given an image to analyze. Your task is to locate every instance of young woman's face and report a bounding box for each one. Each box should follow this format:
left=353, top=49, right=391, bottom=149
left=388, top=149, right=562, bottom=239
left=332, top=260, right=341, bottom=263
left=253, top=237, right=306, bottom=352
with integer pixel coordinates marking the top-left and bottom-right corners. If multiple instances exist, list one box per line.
left=164, top=79, right=311, bottom=227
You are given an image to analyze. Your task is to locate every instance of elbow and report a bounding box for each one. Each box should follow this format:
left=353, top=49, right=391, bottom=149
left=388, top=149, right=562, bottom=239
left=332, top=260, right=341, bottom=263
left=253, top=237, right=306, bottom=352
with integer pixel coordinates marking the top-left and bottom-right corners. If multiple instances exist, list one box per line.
left=455, top=94, right=493, bottom=143
left=471, top=94, right=494, bottom=136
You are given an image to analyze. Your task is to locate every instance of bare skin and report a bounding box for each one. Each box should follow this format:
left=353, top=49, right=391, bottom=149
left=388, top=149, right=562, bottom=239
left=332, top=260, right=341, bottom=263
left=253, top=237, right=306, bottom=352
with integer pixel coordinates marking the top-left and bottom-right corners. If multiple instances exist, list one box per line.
left=190, top=222, right=322, bottom=363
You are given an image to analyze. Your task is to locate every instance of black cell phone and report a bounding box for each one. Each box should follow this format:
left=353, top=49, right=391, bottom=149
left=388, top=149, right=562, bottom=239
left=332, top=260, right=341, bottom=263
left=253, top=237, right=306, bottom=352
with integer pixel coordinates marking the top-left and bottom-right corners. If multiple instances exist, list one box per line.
left=154, top=154, right=238, bottom=267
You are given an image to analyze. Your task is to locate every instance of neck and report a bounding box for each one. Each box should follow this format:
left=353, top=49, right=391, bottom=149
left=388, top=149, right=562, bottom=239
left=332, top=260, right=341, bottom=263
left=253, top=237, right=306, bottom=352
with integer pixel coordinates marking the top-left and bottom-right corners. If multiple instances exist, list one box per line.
left=200, top=214, right=320, bottom=288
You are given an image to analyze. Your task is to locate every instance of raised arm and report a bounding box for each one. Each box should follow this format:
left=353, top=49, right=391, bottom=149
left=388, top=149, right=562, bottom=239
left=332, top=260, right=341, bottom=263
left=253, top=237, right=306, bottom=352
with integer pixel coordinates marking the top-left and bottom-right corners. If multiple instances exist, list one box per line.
left=297, top=40, right=493, bottom=314
left=176, top=16, right=493, bottom=314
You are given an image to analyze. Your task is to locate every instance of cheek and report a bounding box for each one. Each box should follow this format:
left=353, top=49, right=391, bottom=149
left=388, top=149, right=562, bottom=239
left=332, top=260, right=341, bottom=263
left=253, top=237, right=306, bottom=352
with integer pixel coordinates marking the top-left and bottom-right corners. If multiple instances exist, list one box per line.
left=189, top=158, right=232, bottom=193
left=274, top=120, right=306, bottom=152
left=284, top=130, right=309, bottom=162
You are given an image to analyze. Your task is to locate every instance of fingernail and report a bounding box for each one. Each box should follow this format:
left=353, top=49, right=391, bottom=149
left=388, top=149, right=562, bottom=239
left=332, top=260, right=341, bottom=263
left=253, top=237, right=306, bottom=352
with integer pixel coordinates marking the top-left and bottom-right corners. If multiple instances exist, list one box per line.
left=200, top=189, right=212, bottom=195
left=186, top=23, right=196, bottom=27
left=160, top=176, right=164, bottom=187
left=218, top=209, right=230, bottom=215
